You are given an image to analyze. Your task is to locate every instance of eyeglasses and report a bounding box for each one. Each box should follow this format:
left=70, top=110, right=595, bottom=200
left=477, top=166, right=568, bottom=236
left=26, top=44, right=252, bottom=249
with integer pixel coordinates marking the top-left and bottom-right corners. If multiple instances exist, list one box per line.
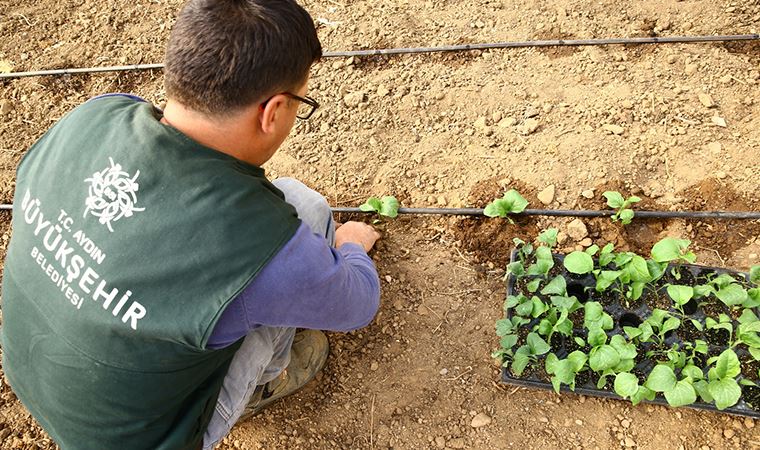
left=262, top=92, right=320, bottom=120
left=284, top=93, right=319, bottom=120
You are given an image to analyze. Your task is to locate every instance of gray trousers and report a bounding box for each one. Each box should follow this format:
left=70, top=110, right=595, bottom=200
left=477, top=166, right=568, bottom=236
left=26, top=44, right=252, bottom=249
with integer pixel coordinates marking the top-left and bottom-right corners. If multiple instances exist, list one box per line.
left=203, top=178, right=335, bottom=449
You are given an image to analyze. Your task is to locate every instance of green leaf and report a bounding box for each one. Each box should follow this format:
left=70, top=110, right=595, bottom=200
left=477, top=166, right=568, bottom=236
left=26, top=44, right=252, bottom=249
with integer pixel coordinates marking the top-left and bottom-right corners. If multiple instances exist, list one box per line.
left=603, top=191, right=625, bottom=209
left=507, top=261, right=525, bottom=277
left=749, top=347, right=760, bottom=361
left=359, top=197, right=383, bottom=212
left=664, top=379, right=697, bottom=407
left=708, top=378, right=741, bottom=410
left=651, top=238, right=693, bottom=263
left=693, top=284, right=715, bottom=298
left=511, top=350, right=530, bottom=376
left=715, top=349, right=741, bottom=379
left=531, top=296, right=548, bottom=318
left=526, top=278, right=541, bottom=293
left=588, top=328, right=608, bottom=348
left=661, top=317, right=681, bottom=335
left=751, top=265, right=760, bottom=285
left=378, top=196, right=400, bottom=218
left=596, top=270, right=621, bottom=292
left=567, top=351, right=588, bottom=372
left=585, top=244, right=600, bottom=256
left=645, top=365, right=677, bottom=393
left=716, top=284, right=748, bottom=307
left=564, top=251, right=594, bottom=274
left=574, top=337, right=586, bottom=347
left=693, top=380, right=713, bottom=403
left=499, top=334, right=518, bottom=351
left=486, top=190, right=528, bottom=218
left=545, top=353, right=559, bottom=374
left=527, top=333, right=550, bottom=355
left=619, top=209, right=635, bottom=225
left=541, top=276, right=567, bottom=296
left=667, top=285, right=694, bottom=306
left=610, top=335, right=637, bottom=360
left=614, top=372, right=639, bottom=398
left=538, top=228, right=559, bottom=247
left=495, top=319, right=512, bottom=336
left=624, top=326, right=643, bottom=340
left=504, top=295, right=521, bottom=309
left=626, top=256, right=651, bottom=282
left=630, top=386, right=656, bottom=406
left=589, top=345, right=620, bottom=372
left=681, top=365, right=704, bottom=381
left=515, top=299, right=533, bottom=317
left=614, top=252, right=634, bottom=267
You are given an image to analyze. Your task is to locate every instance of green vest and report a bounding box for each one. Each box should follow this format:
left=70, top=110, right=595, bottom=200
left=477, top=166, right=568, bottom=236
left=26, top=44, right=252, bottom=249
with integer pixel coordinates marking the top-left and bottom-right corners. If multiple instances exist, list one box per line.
left=1, top=96, right=300, bottom=449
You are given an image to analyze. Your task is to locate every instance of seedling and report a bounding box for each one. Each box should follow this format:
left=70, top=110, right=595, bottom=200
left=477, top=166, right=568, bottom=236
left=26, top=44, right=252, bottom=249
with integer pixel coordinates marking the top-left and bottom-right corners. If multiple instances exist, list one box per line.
left=702, top=349, right=743, bottom=410
left=603, top=191, right=641, bottom=225
left=484, top=189, right=528, bottom=223
left=666, top=285, right=703, bottom=331
left=510, top=332, right=551, bottom=376
left=359, top=195, right=399, bottom=222
left=545, top=351, right=588, bottom=392
left=625, top=309, right=680, bottom=349
left=651, top=237, right=696, bottom=281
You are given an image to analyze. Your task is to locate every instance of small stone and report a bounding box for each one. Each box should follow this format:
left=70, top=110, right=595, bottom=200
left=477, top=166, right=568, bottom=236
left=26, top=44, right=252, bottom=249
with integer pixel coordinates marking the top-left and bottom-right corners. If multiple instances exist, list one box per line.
left=602, top=124, right=625, bottom=135
left=580, top=238, right=593, bottom=247
left=538, top=416, right=549, bottom=423
left=537, top=185, right=555, bottom=205
left=719, top=75, right=732, bottom=84
left=471, top=413, right=492, bottom=428
left=698, top=93, right=715, bottom=108
left=624, top=437, right=636, bottom=448
left=0, top=100, right=12, bottom=117
left=684, top=64, right=698, bottom=74
left=744, top=417, right=755, bottom=429
left=376, top=86, right=390, bottom=97
left=566, top=219, right=588, bottom=241
left=581, top=189, right=595, bottom=199
left=621, top=100, right=634, bottom=109
left=723, top=429, right=735, bottom=439
left=343, top=91, right=366, bottom=107
left=556, top=231, right=569, bottom=245
left=370, top=362, right=379, bottom=371
left=711, top=116, right=727, bottom=127
left=749, top=253, right=758, bottom=260
left=621, top=419, right=631, bottom=428
left=524, top=106, right=540, bottom=118
left=575, top=419, right=583, bottom=426
left=439, top=368, right=449, bottom=376
left=715, top=171, right=727, bottom=179
left=435, top=437, right=446, bottom=449
left=498, top=117, right=517, bottom=128
left=706, top=142, right=722, bottom=154
left=447, top=437, right=465, bottom=449
left=385, top=275, right=393, bottom=283
left=519, top=118, right=540, bottom=135
left=474, top=117, right=488, bottom=129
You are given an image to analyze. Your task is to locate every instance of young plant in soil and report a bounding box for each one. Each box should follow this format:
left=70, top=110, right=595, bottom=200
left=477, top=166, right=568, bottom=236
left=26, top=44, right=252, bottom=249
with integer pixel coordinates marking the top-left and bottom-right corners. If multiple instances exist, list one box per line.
left=603, top=191, right=641, bottom=225
left=484, top=189, right=528, bottom=223
left=359, top=195, right=400, bottom=223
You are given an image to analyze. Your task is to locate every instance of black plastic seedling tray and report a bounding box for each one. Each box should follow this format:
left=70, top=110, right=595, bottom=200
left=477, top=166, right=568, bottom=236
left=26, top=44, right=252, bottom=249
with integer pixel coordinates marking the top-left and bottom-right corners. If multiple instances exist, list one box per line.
left=501, top=249, right=760, bottom=419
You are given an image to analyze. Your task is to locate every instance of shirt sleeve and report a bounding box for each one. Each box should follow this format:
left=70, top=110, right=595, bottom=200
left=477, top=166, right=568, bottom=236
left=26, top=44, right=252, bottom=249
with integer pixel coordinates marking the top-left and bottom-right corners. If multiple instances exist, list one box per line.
left=206, top=222, right=380, bottom=349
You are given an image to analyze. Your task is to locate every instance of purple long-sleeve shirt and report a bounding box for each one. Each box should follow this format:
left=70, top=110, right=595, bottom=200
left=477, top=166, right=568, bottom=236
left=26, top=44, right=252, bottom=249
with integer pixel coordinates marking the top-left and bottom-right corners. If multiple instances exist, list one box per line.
left=206, top=222, right=381, bottom=349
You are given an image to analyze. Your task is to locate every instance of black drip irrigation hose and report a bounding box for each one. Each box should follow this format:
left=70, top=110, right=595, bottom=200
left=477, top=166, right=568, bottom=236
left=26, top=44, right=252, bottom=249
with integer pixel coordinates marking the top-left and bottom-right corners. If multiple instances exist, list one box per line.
left=1, top=203, right=757, bottom=219
left=332, top=207, right=760, bottom=219
left=1, top=34, right=757, bottom=79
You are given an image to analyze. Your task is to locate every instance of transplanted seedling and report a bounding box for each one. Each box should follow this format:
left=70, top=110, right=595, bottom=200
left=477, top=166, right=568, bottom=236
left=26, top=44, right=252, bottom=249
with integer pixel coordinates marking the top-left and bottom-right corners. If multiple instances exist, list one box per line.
left=603, top=191, right=641, bottom=225
left=359, top=196, right=400, bottom=222
left=484, top=189, right=528, bottom=223
left=651, top=237, right=696, bottom=281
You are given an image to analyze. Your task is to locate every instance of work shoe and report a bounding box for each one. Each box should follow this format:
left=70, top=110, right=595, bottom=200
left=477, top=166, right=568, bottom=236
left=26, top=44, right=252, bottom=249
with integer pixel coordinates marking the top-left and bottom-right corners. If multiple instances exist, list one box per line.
left=241, top=329, right=329, bottom=419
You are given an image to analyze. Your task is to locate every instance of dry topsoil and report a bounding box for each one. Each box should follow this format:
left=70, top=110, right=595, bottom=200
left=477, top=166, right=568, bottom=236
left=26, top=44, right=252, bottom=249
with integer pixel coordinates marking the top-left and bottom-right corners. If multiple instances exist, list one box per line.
left=1, top=0, right=760, bottom=449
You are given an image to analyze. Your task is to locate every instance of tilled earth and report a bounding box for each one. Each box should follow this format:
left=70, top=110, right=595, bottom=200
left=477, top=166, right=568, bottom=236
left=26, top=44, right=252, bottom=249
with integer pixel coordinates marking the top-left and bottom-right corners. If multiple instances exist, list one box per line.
left=1, top=0, right=760, bottom=449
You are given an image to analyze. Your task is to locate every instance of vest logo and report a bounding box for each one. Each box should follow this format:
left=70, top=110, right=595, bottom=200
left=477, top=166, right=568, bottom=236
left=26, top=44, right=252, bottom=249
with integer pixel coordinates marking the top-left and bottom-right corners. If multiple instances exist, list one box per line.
left=84, top=157, right=145, bottom=232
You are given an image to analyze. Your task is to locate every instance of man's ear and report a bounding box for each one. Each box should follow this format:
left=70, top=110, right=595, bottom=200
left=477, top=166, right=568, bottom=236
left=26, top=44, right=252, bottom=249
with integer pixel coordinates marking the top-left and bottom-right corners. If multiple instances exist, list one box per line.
left=259, top=94, right=288, bottom=135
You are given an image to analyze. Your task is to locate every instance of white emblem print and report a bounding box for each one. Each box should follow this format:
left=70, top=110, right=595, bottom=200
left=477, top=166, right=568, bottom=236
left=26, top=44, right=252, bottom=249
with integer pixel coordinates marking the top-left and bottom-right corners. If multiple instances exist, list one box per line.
left=84, top=157, right=145, bottom=232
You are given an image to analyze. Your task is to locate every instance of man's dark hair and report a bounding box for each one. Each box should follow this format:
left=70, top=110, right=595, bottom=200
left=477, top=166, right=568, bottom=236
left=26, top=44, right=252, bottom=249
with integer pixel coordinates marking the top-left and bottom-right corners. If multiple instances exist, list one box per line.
left=164, top=0, right=322, bottom=116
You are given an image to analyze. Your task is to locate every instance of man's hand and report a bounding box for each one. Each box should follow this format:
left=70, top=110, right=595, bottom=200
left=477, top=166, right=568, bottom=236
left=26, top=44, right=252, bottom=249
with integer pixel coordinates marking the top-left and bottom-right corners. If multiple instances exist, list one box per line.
left=335, top=221, right=381, bottom=253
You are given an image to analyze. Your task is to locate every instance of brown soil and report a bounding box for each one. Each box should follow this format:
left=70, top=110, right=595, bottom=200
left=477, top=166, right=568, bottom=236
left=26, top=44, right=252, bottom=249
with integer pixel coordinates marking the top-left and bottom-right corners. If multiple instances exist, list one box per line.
left=2, top=0, right=760, bottom=449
